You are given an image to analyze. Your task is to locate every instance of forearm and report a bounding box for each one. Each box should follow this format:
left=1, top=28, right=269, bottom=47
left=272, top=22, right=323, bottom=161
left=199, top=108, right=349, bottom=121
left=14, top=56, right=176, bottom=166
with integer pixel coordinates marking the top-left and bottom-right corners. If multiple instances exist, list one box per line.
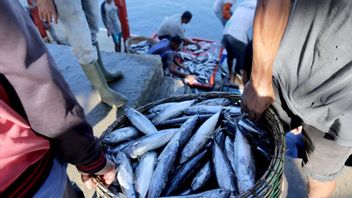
left=169, top=64, right=187, bottom=78
left=251, top=0, right=290, bottom=86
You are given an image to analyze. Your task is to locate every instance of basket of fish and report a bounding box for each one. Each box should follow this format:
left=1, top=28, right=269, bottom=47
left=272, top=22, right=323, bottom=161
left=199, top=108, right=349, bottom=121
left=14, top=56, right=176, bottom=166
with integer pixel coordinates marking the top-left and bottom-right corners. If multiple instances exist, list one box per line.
left=99, top=92, right=285, bottom=198
left=126, top=36, right=156, bottom=54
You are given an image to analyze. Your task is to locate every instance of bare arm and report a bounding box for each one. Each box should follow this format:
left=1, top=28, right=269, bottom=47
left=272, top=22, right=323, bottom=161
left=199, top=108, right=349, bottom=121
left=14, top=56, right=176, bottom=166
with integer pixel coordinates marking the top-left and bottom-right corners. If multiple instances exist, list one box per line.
left=241, top=0, right=290, bottom=121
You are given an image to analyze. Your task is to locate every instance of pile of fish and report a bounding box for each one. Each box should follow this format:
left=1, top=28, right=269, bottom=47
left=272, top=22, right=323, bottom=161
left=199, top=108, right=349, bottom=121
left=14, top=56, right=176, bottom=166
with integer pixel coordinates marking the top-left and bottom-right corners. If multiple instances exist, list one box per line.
left=101, top=97, right=274, bottom=198
left=129, top=40, right=154, bottom=54
left=178, top=42, right=220, bottom=85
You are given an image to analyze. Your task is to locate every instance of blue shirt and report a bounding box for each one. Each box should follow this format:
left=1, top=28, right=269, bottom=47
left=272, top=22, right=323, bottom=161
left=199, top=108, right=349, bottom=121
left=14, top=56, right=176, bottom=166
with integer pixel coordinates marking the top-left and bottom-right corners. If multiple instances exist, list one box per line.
left=148, top=39, right=175, bottom=69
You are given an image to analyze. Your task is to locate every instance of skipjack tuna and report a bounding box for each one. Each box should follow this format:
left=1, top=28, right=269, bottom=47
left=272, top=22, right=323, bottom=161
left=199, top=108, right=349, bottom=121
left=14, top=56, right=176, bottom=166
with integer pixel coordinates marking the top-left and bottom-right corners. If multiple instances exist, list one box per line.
left=101, top=97, right=274, bottom=198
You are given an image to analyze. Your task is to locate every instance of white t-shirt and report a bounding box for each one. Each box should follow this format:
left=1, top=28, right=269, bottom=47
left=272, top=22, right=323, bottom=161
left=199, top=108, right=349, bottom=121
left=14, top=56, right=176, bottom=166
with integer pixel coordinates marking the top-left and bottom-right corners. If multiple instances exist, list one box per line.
left=223, top=0, right=256, bottom=43
left=157, top=14, right=185, bottom=39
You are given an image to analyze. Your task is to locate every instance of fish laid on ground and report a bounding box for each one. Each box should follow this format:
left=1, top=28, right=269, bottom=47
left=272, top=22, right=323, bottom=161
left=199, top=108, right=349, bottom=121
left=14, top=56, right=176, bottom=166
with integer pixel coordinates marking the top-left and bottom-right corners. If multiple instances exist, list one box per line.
left=135, top=152, right=157, bottom=198
left=124, top=107, right=158, bottom=135
left=212, top=140, right=238, bottom=193
left=103, top=127, right=139, bottom=144
left=180, top=112, right=221, bottom=163
left=152, top=99, right=196, bottom=125
left=114, top=152, right=137, bottom=198
left=190, top=161, right=212, bottom=193
left=123, top=128, right=178, bottom=158
left=234, top=126, right=256, bottom=193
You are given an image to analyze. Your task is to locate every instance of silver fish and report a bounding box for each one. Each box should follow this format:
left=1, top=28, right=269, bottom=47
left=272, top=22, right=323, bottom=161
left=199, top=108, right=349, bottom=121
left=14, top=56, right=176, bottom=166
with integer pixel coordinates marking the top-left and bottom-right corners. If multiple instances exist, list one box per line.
left=191, top=161, right=212, bottom=192
left=234, top=126, right=256, bottom=193
left=152, top=100, right=196, bottom=125
left=158, top=115, right=199, bottom=161
left=224, top=136, right=236, bottom=173
left=195, top=98, right=232, bottom=106
left=180, top=111, right=221, bottom=164
left=159, top=189, right=231, bottom=198
left=124, top=128, right=178, bottom=159
left=183, top=106, right=222, bottom=115
left=113, top=152, right=137, bottom=198
left=148, top=141, right=179, bottom=198
left=165, top=149, right=208, bottom=195
left=103, top=127, right=139, bottom=144
left=148, top=102, right=178, bottom=114
left=124, top=107, right=158, bottom=135
left=156, top=114, right=210, bottom=128
left=212, top=140, right=238, bottom=193
left=135, top=152, right=157, bottom=198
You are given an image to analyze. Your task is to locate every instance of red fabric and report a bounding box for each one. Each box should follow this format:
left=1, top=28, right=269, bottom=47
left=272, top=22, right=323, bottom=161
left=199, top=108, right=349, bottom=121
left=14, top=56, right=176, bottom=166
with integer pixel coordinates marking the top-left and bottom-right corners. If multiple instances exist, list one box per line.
left=0, top=93, right=50, bottom=192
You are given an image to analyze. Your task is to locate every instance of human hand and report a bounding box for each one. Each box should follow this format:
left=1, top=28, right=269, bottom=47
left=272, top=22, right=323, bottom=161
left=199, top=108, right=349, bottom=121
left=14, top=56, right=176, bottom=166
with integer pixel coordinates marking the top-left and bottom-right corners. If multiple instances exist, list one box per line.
left=185, top=75, right=197, bottom=84
left=241, top=80, right=274, bottom=122
left=36, top=0, right=58, bottom=23
left=81, top=158, right=116, bottom=189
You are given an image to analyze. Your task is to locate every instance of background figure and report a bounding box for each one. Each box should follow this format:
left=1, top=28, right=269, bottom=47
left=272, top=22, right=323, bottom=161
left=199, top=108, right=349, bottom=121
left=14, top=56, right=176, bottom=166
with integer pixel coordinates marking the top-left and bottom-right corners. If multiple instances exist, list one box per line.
left=148, top=36, right=196, bottom=81
left=101, top=0, right=122, bottom=52
left=36, top=0, right=127, bottom=108
left=157, top=11, right=198, bottom=46
left=213, top=0, right=235, bottom=26
left=222, top=0, right=256, bottom=86
left=0, top=1, right=115, bottom=197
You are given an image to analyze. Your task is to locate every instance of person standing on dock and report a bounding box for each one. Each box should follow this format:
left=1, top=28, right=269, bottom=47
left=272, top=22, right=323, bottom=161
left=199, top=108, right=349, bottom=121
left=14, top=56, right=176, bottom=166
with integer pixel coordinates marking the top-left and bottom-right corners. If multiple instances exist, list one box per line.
left=0, top=1, right=116, bottom=197
left=222, top=0, right=257, bottom=87
left=157, top=11, right=198, bottom=46
left=241, top=0, right=352, bottom=197
left=101, top=0, right=122, bottom=52
left=36, top=0, right=127, bottom=108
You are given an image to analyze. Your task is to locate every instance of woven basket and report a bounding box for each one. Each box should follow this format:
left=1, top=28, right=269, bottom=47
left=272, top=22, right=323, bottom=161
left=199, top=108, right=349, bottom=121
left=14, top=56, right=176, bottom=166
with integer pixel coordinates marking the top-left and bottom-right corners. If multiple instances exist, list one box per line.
left=125, top=36, right=156, bottom=54
left=100, top=92, right=286, bottom=198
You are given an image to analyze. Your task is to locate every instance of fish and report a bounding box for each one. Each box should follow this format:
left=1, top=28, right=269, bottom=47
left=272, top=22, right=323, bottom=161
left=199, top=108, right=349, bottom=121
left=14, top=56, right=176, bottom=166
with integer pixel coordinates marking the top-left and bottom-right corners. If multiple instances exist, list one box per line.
left=165, top=149, right=208, bottom=195
left=148, top=141, right=180, bottom=198
left=212, top=140, right=238, bottom=193
left=152, top=99, right=196, bottom=125
left=183, top=106, right=222, bottom=115
left=124, top=107, right=158, bottom=135
left=224, top=136, right=236, bottom=173
left=123, top=128, right=178, bottom=159
left=156, top=114, right=211, bottom=128
left=195, top=98, right=232, bottom=106
left=190, top=161, right=212, bottom=192
left=148, top=102, right=178, bottom=114
left=135, top=152, right=157, bottom=198
left=159, top=189, right=231, bottom=198
left=113, top=152, right=137, bottom=198
left=158, top=115, right=199, bottom=161
left=234, top=126, right=256, bottom=193
left=106, top=139, right=138, bottom=154
left=180, top=112, right=221, bottom=164
left=103, top=127, right=139, bottom=144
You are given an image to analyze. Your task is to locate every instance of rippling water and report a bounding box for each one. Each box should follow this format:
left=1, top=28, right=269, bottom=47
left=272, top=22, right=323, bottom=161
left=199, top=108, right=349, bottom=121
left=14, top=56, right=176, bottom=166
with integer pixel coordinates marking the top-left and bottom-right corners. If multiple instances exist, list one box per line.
left=124, top=0, right=223, bottom=41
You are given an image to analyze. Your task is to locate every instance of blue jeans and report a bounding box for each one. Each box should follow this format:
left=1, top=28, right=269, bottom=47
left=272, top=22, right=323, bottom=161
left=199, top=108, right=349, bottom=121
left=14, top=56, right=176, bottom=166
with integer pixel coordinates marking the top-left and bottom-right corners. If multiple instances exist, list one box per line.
left=33, top=158, right=67, bottom=198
